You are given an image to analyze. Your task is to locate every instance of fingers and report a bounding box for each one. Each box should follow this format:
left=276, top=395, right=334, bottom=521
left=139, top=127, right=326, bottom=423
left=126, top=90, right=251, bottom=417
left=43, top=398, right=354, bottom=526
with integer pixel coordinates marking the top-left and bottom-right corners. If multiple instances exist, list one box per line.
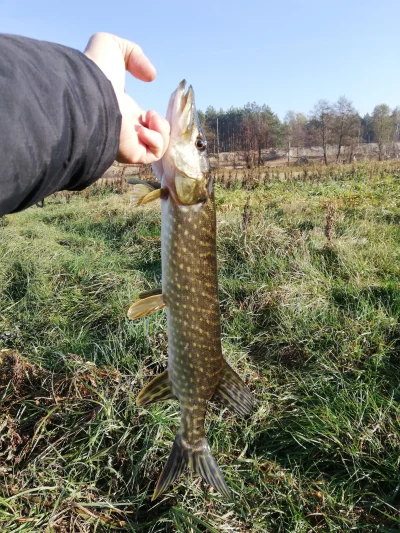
left=139, top=111, right=170, bottom=163
left=118, top=126, right=165, bottom=165
left=117, top=96, right=170, bottom=164
left=145, top=110, right=170, bottom=153
left=137, top=127, right=165, bottom=161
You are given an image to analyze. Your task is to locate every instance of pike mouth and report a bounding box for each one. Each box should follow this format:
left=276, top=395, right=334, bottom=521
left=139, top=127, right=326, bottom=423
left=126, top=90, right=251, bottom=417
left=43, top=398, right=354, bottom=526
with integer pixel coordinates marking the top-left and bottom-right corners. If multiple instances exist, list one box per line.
left=166, top=79, right=199, bottom=138
left=178, top=79, right=187, bottom=106
left=166, top=80, right=195, bottom=133
left=179, top=80, right=194, bottom=112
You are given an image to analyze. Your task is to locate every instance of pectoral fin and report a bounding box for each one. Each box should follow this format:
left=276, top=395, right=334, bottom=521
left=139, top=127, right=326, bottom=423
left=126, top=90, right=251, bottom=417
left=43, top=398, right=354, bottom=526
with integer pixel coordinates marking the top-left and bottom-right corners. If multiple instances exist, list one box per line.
left=129, top=184, right=167, bottom=207
left=136, top=369, right=176, bottom=406
left=213, top=361, right=252, bottom=417
left=127, top=294, right=166, bottom=320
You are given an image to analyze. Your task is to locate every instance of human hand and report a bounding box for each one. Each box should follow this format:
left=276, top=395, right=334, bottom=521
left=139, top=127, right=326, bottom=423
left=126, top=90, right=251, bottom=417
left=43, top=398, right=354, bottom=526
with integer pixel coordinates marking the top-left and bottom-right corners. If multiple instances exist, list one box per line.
left=84, top=33, right=170, bottom=164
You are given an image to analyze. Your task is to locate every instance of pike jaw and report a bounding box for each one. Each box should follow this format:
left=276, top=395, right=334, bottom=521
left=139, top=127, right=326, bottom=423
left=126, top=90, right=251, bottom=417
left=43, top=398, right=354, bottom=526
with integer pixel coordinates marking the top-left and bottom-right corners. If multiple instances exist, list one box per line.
left=155, top=80, right=211, bottom=205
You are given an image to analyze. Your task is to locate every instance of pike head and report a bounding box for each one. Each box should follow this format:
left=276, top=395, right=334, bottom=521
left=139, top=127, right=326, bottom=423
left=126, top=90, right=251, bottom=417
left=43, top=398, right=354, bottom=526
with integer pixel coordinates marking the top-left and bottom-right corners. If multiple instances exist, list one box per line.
left=153, top=80, right=211, bottom=205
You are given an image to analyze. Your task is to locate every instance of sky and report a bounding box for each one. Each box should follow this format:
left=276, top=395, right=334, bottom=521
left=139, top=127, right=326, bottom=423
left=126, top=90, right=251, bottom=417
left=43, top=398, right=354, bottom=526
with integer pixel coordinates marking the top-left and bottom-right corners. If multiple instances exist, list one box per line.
left=1, top=0, right=400, bottom=120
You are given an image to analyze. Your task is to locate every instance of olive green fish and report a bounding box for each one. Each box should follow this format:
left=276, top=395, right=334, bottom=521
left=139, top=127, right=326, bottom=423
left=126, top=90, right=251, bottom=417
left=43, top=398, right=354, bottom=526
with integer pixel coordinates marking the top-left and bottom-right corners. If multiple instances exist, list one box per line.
left=127, top=80, right=252, bottom=500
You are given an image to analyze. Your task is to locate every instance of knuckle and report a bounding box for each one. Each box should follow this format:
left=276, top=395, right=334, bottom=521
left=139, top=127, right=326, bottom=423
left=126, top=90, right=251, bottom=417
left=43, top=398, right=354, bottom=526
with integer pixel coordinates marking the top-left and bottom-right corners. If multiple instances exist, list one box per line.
left=91, top=31, right=112, bottom=41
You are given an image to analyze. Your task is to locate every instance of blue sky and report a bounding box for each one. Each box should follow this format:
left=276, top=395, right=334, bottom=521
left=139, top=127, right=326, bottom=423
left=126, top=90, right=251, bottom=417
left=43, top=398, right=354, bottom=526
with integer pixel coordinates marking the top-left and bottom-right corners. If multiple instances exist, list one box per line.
left=1, top=0, right=399, bottom=120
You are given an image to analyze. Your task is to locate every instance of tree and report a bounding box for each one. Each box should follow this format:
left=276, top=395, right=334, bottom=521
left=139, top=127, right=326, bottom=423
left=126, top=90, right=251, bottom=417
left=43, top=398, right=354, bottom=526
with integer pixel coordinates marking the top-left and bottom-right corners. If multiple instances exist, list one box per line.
left=201, top=106, right=218, bottom=154
left=251, top=104, right=283, bottom=166
left=331, top=96, right=360, bottom=162
left=372, top=104, right=394, bottom=160
left=285, top=111, right=308, bottom=159
left=361, top=113, right=374, bottom=143
left=309, top=100, right=334, bottom=165
left=392, top=107, right=400, bottom=143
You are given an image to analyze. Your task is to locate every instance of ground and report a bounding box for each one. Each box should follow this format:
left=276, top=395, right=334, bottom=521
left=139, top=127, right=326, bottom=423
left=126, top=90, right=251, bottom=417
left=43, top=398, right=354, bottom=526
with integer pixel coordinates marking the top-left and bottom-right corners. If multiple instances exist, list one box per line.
left=0, top=162, right=399, bottom=532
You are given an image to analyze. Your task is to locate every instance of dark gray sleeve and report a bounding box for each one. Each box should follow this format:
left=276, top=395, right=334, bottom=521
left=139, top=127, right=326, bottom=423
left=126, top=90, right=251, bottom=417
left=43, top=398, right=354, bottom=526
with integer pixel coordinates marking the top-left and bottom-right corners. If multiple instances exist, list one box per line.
left=0, top=34, right=122, bottom=215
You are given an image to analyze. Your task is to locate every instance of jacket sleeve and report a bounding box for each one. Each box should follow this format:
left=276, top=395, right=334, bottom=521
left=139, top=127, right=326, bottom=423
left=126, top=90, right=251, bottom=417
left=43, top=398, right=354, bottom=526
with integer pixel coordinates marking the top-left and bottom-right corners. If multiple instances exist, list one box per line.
left=0, top=34, right=122, bottom=216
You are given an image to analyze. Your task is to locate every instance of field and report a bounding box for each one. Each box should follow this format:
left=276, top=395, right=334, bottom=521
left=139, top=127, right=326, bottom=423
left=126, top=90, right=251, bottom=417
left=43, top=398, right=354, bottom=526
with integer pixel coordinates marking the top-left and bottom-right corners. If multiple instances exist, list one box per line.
left=1, top=162, right=400, bottom=532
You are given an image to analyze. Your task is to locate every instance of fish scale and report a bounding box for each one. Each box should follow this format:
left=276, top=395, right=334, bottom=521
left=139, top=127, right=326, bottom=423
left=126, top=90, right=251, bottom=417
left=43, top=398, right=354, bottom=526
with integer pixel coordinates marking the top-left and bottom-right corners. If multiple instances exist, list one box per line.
left=127, top=80, right=252, bottom=500
left=162, top=192, right=223, bottom=441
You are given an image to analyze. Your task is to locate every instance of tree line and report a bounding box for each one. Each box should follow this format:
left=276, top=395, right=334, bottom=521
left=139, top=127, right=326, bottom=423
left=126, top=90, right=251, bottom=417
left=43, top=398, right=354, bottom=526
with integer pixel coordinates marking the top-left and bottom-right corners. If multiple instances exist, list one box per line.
left=198, top=98, right=400, bottom=165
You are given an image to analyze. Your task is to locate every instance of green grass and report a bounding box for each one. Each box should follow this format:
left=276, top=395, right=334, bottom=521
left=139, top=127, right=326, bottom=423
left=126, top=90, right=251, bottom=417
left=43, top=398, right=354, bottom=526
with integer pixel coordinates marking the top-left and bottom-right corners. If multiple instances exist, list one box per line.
left=1, top=165, right=400, bottom=532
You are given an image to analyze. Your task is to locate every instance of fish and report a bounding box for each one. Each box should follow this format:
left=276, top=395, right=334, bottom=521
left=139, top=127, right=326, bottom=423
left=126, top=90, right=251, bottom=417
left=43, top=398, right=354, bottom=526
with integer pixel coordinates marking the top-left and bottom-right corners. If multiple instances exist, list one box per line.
left=127, top=80, right=252, bottom=500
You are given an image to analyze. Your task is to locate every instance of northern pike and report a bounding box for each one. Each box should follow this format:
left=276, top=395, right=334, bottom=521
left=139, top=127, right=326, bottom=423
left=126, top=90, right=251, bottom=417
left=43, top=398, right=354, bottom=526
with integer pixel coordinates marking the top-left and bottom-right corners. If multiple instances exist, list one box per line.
left=127, top=80, right=252, bottom=500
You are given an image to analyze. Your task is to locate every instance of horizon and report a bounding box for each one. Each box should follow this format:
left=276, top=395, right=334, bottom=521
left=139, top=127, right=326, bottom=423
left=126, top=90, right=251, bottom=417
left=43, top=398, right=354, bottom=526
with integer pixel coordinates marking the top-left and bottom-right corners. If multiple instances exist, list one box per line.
left=1, top=0, right=399, bottom=120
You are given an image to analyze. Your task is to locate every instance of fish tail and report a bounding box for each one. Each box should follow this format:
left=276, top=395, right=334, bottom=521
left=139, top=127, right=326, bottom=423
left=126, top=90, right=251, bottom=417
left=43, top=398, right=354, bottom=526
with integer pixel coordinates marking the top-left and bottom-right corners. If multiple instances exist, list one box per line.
left=152, top=434, right=231, bottom=500
left=151, top=434, right=187, bottom=500
left=191, top=438, right=232, bottom=500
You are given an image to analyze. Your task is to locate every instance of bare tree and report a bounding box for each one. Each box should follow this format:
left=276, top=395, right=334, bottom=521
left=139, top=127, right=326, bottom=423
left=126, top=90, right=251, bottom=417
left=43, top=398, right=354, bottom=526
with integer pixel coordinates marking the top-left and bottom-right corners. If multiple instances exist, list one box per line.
left=285, top=111, right=308, bottom=159
left=242, top=114, right=255, bottom=168
left=392, top=107, right=400, bottom=142
left=309, top=100, right=334, bottom=165
left=331, top=96, right=360, bottom=162
left=392, top=107, right=400, bottom=158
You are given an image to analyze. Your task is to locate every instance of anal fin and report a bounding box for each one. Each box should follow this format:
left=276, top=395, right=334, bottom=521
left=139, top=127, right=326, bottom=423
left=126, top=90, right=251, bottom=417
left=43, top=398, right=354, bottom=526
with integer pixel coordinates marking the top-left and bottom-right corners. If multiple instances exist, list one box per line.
left=136, top=369, right=176, bottom=406
left=213, top=360, right=252, bottom=417
left=127, top=294, right=166, bottom=320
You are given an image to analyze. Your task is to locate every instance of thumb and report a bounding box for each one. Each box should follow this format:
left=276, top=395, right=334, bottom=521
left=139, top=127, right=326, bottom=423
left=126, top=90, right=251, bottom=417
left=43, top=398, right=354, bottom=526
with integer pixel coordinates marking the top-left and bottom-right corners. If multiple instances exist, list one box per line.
left=84, top=33, right=156, bottom=94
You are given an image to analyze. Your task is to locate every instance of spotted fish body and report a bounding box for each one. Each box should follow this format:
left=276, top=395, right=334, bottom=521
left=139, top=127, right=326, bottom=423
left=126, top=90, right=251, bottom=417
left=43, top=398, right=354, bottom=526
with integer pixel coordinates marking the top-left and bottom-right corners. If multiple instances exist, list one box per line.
left=127, top=81, right=252, bottom=500
left=163, top=192, right=221, bottom=413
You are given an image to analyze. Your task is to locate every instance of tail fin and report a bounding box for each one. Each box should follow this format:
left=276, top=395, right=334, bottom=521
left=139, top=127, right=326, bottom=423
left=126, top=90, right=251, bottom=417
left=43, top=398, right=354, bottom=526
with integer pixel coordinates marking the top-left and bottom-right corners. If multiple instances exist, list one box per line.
left=152, top=435, right=187, bottom=501
left=152, top=434, right=232, bottom=501
left=191, top=439, right=232, bottom=500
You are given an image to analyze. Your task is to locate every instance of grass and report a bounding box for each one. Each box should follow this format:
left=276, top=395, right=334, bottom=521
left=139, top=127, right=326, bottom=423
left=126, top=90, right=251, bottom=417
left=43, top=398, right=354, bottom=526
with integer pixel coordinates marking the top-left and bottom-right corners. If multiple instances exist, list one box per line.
left=0, top=162, right=399, bottom=532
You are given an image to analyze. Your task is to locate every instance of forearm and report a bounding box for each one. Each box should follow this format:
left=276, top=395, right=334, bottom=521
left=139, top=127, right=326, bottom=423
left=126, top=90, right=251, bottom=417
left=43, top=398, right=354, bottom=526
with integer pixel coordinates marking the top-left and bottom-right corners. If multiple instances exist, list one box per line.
left=0, top=34, right=121, bottom=216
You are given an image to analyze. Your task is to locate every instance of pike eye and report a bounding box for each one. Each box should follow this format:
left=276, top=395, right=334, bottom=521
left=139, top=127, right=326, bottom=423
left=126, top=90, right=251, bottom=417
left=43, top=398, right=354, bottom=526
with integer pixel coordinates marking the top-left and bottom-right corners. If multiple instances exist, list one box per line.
left=195, top=137, right=206, bottom=151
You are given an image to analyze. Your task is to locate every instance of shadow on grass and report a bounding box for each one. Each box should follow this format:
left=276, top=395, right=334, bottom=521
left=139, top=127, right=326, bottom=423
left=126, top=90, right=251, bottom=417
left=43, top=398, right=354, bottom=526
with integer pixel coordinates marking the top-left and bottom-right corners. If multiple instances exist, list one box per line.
left=133, top=258, right=162, bottom=281
left=3, top=260, right=35, bottom=302
left=331, top=282, right=400, bottom=315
